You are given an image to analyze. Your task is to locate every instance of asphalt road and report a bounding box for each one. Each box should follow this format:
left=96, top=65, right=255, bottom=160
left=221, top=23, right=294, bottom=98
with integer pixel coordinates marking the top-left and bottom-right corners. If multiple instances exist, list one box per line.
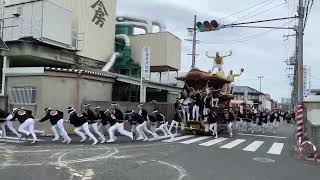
left=0, top=123, right=319, bottom=180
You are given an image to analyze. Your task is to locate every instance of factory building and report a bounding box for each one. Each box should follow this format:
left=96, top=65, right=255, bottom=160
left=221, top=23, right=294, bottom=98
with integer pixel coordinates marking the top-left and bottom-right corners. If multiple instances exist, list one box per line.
left=0, top=0, right=182, bottom=122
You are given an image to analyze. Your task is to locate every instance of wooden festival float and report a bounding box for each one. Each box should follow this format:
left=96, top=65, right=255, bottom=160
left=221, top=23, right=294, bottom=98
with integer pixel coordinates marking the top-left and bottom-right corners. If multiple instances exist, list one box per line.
left=176, top=68, right=234, bottom=135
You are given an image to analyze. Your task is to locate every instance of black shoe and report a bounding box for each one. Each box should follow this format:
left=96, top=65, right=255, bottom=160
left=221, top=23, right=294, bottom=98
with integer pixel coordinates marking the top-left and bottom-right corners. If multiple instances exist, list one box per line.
left=19, top=134, right=29, bottom=141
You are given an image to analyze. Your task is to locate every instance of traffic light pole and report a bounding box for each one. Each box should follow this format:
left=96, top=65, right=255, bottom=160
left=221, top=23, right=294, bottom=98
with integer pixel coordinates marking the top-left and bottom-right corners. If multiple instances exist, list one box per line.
left=191, top=15, right=197, bottom=69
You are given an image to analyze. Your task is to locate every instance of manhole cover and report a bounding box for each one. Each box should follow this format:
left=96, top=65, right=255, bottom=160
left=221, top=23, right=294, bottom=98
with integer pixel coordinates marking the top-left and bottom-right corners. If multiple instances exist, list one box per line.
left=253, top=158, right=276, bottom=163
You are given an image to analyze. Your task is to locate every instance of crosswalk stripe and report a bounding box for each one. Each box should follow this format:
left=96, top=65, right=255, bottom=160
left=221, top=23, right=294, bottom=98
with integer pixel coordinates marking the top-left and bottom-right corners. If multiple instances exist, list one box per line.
left=199, top=137, right=228, bottom=147
left=0, top=139, right=24, bottom=144
left=0, top=137, right=45, bottom=142
left=157, top=134, right=180, bottom=140
left=163, top=135, right=195, bottom=142
left=243, top=141, right=264, bottom=152
left=267, top=143, right=284, bottom=155
left=220, top=139, right=246, bottom=149
left=179, top=136, right=211, bottom=144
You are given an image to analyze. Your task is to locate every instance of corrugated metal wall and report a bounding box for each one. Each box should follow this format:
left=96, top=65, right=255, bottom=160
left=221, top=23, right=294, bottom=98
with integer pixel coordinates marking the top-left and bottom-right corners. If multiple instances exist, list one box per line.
left=47, top=0, right=116, bottom=62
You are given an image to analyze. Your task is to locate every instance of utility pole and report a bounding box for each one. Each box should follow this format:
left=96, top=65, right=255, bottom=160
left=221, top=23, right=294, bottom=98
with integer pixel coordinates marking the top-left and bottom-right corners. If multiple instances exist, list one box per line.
left=297, top=0, right=305, bottom=103
left=186, top=15, right=198, bottom=70
left=308, top=66, right=311, bottom=94
left=258, top=76, right=264, bottom=92
left=191, top=15, right=197, bottom=69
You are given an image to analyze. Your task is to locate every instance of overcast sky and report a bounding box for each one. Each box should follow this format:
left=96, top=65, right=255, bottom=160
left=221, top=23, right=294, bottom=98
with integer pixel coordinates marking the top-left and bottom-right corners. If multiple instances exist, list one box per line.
left=117, top=0, right=319, bottom=101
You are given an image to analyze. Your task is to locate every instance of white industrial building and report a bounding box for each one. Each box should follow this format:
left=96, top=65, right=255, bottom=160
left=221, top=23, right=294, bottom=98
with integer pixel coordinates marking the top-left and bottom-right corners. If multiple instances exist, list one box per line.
left=0, top=0, right=182, bottom=131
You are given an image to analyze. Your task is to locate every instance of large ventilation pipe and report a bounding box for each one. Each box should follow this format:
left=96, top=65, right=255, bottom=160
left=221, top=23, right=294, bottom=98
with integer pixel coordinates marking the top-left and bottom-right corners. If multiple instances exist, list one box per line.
left=116, top=21, right=151, bottom=34
left=117, top=15, right=153, bottom=32
left=115, top=34, right=130, bottom=46
left=152, top=20, right=166, bottom=32
left=117, top=15, right=167, bottom=33
left=102, top=52, right=121, bottom=72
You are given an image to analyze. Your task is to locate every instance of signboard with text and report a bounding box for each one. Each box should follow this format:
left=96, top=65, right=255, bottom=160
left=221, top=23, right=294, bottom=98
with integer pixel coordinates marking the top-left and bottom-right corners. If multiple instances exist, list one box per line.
left=142, top=47, right=151, bottom=81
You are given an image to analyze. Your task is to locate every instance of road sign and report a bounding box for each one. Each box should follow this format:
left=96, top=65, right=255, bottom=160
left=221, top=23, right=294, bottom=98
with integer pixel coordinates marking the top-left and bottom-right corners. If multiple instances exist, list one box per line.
left=142, top=47, right=151, bottom=81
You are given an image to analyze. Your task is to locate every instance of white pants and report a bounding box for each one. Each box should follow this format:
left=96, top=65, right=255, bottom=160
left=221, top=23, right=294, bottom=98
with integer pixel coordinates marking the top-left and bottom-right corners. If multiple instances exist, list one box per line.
left=155, top=122, right=171, bottom=136
left=212, top=64, right=223, bottom=73
left=1, top=114, right=21, bottom=138
left=18, top=118, right=37, bottom=141
left=98, top=123, right=110, bottom=136
left=130, top=124, right=139, bottom=137
left=89, top=122, right=105, bottom=140
left=182, top=106, right=190, bottom=121
left=203, top=108, right=209, bottom=122
left=273, top=121, right=280, bottom=128
left=51, top=119, right=70, bottom=141
left=227, top=122, right=233, bottom=136
left=74, top=122, right=97, bottom=142
left=262, top=123, right=268, bottom=132
left=136, top=121, right=157, bottom=140
left=169, top=120, right=184, bottom=134
left=108, top=122, right=132, bottom=141
left=192, top=105, right=200, bottom=121
left=150, top=122, right=158, bottom=134
left=209, top=123, right=218, bottom=137
left=272, top=121, right=280, bottom=132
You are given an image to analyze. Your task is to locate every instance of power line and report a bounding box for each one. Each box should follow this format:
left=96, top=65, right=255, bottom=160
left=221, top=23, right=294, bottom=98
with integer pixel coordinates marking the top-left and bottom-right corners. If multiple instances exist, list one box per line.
left=219, top=0, right=277, bottom=21
left=231, top=0, right=279, bottom=23
left=237, top=1, right=290, bottom=22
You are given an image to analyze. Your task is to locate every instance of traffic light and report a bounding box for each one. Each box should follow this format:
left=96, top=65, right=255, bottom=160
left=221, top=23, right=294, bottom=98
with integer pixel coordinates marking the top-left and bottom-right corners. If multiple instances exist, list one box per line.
left=196, top=20, right=220, bottom=32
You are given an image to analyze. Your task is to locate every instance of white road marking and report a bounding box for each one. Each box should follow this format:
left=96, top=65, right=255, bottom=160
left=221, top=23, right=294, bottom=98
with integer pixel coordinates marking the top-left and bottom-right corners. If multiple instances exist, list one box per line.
left=267, top=143, right=284, bottom=155
left=152, top=160, right=187, bottom=180
left=243, top=141, right=264, bottom=152
left=236, top=133, right=286, bottom=139
left=0, top=139, right=24, bottom=144
left=157, top=134, right=180, bottom=140
left=0, top=136, right=45, bottom=142
left=199, top=137, right=228, bottom=147
left=163, top=135, right=195, bottom=142
left=220, top=139, right=246, bottom=149
left=179, top=136, right=211, bottom=144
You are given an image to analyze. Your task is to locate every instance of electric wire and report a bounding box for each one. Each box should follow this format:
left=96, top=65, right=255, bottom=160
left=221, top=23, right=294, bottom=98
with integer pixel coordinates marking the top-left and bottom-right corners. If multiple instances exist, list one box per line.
left=219, top=0, right=277, bottom=21
left=231, top=0, right=279, bottom=23
left=236, top=1, right=290, bottom=23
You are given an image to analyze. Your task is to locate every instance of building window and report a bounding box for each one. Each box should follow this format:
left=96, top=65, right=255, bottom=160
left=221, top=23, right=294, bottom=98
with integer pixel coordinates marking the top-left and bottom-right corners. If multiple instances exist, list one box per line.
left=8, top=87, right=37, bottom=105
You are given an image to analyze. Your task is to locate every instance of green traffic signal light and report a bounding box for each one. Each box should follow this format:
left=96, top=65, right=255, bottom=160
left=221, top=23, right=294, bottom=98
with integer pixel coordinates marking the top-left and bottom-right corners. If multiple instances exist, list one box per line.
left=196, top=22, right=206, bottom=32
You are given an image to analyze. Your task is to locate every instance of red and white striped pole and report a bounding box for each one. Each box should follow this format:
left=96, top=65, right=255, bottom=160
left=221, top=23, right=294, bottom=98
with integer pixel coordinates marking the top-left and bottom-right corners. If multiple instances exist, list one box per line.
left=296, top=103, right=304, bottom=146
